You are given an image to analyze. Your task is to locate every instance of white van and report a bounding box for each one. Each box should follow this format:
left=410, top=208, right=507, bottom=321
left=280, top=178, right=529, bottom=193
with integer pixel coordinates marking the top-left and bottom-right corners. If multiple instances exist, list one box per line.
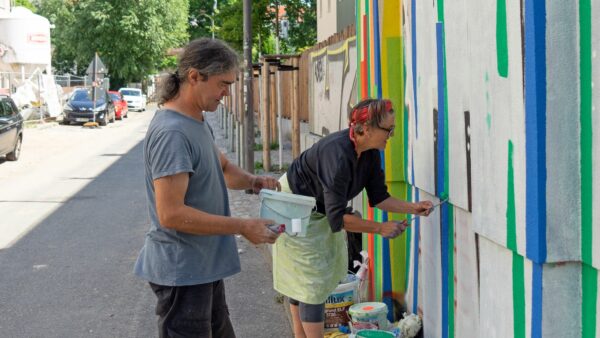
left=118, top=87, right=146, bottom=111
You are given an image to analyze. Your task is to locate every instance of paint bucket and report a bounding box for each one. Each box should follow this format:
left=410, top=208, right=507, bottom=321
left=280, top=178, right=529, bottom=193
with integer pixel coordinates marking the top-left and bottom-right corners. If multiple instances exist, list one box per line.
left=355, top=329, right=396, bottom=338
left=324, top=274, right=359, bottom=330
left=259, top=189, right=315, bottom=237
left=348, top=302, right=389, bottom=331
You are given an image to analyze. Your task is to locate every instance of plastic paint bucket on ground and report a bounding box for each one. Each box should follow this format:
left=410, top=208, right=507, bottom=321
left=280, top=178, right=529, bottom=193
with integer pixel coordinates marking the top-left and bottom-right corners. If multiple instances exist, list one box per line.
left=324, top=274, right=359, bottom=331
left=355, top=329, right=396, bottom=338
left=258, top=189, right=315, bottom=237
left=348, top=302, right=389, bottom=331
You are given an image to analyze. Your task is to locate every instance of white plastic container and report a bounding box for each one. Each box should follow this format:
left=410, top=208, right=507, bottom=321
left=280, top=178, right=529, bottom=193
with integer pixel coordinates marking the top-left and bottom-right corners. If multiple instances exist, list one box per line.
left=325, top=274, right=360, bottom=330
left=258, top=189, right=316, bottom=237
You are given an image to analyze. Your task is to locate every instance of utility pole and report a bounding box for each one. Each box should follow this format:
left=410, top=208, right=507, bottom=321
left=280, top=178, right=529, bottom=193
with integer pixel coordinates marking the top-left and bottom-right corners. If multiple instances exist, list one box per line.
left=274, top=0, right=283, bottom=170
left=91, top=53, right=97, bottom=124
left=243, top=0, right=254, bottom=179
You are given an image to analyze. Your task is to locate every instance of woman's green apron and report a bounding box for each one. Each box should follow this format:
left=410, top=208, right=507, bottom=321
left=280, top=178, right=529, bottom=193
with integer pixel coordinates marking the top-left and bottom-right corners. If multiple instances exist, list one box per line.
left=273, top=174, right=348, bottom=304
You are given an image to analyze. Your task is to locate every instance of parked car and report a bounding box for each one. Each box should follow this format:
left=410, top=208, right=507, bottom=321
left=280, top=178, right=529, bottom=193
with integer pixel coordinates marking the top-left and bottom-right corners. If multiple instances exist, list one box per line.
left=62, top=87, right=115, bottom=126
left=108, top=90, right=128, bottom=120
left=0, top=95, right=24, bottom=161
left=118, top=87, right=146, bottom=111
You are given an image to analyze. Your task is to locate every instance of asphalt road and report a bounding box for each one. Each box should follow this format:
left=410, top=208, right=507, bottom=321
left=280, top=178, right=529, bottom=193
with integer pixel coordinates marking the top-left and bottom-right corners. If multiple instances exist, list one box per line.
left=0, top=105, right=291, bottom=337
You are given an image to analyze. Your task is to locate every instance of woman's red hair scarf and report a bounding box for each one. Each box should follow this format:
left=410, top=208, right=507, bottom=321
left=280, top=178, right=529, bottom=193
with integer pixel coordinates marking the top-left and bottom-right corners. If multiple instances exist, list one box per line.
left=348, top=100, right=392, bottom=149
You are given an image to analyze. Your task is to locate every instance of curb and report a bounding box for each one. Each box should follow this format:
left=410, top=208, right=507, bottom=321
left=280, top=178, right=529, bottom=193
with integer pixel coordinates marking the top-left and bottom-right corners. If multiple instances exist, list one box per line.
left=24, top=120, right=59, bottom=129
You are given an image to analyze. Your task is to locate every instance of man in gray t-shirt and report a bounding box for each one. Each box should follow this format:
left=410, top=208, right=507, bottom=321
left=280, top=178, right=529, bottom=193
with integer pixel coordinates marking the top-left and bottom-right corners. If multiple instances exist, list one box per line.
left=134, top=38, right=280, bottom=338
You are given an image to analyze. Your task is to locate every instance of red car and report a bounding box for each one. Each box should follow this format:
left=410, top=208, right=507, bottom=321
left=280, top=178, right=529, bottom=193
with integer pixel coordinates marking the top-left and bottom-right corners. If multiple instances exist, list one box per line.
left=108, top=91, right=128, bottom=120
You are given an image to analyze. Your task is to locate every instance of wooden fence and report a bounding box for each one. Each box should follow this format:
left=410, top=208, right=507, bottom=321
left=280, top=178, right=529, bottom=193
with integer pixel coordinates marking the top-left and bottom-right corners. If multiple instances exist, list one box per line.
left=224, top=24, right=356, bottom=171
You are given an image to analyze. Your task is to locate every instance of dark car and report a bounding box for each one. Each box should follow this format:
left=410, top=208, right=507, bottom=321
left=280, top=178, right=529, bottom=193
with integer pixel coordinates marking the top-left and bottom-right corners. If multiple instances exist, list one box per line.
left=62, top=88, right=115, bottom=126
left=0, top=95, right=24, bottom=161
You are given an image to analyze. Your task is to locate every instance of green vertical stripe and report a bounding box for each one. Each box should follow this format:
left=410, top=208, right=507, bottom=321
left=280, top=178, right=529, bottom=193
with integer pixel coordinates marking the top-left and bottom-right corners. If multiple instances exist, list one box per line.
left=389, top=182, right=409, bottom=293
left=580, top=0, right=593, bottom=265
left=507, top=141, right=517, bottom=251
left=580, top=2, right=595, bottom=335
left=388, top=37, right=404, bottom=181
left=437, top=0, right=445, bottom=22
left=448, top=205, right=455, bottom=338
left=582, top=264, right=598, bottom=338
left=507, top=139, right=525, bottom=337
left=496, top=0, right=509, bottom=77
left=374, top=208, right=382, bottom=301
left=512, top=253, right=526, bottom=338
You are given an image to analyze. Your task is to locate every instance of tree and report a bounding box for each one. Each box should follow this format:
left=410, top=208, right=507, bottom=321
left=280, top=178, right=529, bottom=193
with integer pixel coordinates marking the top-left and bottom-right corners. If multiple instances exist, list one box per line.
left=281, top=0, right=316, bottom=52
left=35, top=0, right=78, bottom=74
left=14, top=0, right=36, bottom=11
left=214, top=0, right=316, bottom=59
left=216, top=0, right=276, bottom=59
left=36, top=0, right=189, bottom=88
left=188, top=0, right=219, bottom=40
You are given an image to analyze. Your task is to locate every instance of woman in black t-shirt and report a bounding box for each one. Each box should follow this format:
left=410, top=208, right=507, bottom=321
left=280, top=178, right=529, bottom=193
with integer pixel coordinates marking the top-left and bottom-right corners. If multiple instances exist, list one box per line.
left=272, top=98, right=433, bottom=338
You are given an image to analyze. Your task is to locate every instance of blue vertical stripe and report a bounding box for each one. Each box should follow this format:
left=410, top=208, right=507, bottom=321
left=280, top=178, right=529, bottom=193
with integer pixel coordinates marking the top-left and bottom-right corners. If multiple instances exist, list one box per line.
left=411, top=0, right=419, bottom=138
left=524, top=0, right=546, bottom=336
left=531, top=262, right=543, bottom=338
left=524, top=0, right=547, bottom=263
left=436, top=22, right=448, bottom=338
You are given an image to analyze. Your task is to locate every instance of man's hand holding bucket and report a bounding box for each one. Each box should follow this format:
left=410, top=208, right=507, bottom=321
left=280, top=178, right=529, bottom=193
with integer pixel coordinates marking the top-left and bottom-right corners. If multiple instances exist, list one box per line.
left=251, top=175, right=281, bottom=194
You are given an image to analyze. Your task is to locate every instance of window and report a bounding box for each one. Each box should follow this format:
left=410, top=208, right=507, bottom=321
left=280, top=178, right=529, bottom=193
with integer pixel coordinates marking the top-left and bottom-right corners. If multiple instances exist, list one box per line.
left=72, top=90, right=93, bottom=101
left=0, top=99, right=14, bottom=117
left=120, top=89, right=141, bottom=96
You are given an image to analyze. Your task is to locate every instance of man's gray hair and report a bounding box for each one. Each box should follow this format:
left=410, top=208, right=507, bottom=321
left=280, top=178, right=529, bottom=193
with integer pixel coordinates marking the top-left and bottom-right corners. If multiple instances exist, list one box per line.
left=158, top=38, right=240, bottom=105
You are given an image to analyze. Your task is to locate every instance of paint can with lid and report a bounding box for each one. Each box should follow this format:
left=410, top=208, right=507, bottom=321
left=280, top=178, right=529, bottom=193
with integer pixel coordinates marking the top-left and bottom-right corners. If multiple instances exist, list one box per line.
left=355, top=329, right=396, bottom=338
left=348, top=302, right=389, bottom=331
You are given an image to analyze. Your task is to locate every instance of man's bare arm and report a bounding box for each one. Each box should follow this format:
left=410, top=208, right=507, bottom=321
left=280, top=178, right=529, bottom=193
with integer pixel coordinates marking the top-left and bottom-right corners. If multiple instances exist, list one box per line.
left=154, top=173, right=278, bottom=243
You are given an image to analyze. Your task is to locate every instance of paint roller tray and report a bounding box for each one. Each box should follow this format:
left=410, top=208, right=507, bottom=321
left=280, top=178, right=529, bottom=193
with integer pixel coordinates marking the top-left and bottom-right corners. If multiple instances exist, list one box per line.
left=258, top=189, right=316, bottom=237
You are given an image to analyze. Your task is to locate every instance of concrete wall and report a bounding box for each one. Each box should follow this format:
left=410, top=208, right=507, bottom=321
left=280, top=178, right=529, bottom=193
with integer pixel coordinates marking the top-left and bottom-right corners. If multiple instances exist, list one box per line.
left=317, top=0, right=338, bottom=42
left=0, top=0, right=9, bottom=15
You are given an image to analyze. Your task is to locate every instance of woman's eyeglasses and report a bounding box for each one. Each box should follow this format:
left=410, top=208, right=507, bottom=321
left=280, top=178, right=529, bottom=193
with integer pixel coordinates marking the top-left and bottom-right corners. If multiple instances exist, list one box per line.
left=377, top=124, right=395, bottom=138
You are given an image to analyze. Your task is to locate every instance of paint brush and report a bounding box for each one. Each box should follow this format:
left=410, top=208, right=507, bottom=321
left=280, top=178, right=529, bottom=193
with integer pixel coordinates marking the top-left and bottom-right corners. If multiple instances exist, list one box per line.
left=404, top=198, right=449, bottom=224
left=267, top=223, right=286, bottom=234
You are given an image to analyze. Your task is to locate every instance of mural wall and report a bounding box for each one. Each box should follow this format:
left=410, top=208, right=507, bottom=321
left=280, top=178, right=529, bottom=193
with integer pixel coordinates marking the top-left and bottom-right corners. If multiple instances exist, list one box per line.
left=309, top=37, right=358, bottom=139
left=353, top=0, right=600, bottom=337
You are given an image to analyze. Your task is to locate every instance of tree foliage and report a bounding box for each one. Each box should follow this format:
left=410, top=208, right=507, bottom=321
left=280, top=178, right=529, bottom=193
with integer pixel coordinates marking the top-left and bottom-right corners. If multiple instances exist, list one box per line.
left=212, top=0, right=273, bottom=58
left=34, top=0, right=78, bottom=74
left=33, top=0, right=316, bottom=85
left=206, top=0, right=316, bottom=60
left=36, top=0, right=189, bottom=87
left=280, top=0, right=316, bottom=52
left=14, top=0, right=36, bottom=11
left=188, top=0, right=219, bottom=40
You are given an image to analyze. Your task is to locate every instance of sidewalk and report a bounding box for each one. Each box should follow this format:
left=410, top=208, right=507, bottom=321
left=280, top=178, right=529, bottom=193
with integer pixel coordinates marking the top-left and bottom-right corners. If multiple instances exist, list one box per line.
left=206, top=111, right=293, bottom=337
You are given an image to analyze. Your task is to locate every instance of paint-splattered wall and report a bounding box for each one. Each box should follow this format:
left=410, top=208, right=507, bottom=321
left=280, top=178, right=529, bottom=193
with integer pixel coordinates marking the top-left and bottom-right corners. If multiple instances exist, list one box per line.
left=354, top=0, right=600, bottom=337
